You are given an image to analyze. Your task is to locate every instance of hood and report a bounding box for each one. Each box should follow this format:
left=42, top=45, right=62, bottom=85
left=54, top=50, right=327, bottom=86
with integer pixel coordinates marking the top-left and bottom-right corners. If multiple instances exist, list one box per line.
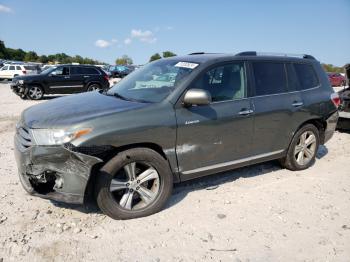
left=14, top=74, right=43, bottom=81
left=22, top=91, right=150, bottom=128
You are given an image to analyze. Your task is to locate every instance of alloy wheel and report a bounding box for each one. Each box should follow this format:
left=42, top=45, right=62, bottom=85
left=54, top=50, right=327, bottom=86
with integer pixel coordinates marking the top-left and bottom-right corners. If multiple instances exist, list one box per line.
left=87, top=84, right=100, bottom=91
left=109, top=162, right=160, bottom=210
left=28, top=86, right=43, bottom=100
left=294, top=131, right=317, bottom=166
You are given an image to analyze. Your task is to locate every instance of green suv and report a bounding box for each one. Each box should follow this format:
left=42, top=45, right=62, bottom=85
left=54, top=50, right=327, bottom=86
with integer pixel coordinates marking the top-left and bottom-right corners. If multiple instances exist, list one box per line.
left=14, top=52, right=339, bottom=219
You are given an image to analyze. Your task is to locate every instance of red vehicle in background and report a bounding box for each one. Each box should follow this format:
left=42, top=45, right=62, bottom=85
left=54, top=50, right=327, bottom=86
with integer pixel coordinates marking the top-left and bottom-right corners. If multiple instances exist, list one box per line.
left=327, top=72, right=346, bottom=86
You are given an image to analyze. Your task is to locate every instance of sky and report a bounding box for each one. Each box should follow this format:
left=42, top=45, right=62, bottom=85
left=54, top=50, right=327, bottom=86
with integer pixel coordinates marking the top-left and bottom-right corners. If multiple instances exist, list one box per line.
left=0, top=0, right=349, bottom=66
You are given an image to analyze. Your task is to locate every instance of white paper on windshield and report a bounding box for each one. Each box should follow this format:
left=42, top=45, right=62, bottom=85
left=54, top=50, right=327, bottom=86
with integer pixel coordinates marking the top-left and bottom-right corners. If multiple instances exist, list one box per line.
left=175, top=62, right=199, bottom=69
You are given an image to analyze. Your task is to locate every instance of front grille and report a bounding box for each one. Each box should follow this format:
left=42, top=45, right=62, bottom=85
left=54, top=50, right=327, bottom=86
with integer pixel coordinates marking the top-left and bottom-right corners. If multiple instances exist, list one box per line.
left=15, top=125, right=33, bottom=151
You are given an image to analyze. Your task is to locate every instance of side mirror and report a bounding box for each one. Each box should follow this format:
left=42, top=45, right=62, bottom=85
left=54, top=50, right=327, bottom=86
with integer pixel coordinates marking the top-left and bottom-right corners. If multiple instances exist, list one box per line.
left=183, top=89, right=211, bottom=106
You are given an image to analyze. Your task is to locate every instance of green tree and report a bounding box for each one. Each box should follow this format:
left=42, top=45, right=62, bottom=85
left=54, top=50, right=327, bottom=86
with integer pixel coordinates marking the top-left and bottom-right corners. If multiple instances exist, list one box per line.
left=322, top=63, right=344, bottom=73
left=38, top=55, right=49, bottom=63
left=0, top=40, right=6, bottom=59
left=24, top=51, right=38, bottom=62
left=115, top=55, right=133, bottom=65
left=162, top=51, right=176, bottom=58
left=149, top=53, right=162, bottom=62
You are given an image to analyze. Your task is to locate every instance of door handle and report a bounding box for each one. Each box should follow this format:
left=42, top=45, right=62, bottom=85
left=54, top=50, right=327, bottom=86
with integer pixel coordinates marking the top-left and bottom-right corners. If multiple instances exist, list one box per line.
left=238, top=109, right=254, bottom=116
left=83, top=75, right=90, bottom=78
left=64, top=76, right=70, bottom=79
left=292, top=101, right=303, bottom=107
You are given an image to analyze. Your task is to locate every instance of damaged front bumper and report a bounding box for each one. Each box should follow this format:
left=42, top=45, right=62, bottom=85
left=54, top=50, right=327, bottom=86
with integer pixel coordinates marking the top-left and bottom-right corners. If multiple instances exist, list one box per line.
left=11, top=82, right=26, bottom=97
left=14, top=128, right=102, bottom=204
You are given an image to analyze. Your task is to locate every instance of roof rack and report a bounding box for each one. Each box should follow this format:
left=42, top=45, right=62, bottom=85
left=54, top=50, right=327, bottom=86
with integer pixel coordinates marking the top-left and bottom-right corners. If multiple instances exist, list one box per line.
left=235, top=51, right=315, bottom=60
left=188, top=52, right=206, bottom=55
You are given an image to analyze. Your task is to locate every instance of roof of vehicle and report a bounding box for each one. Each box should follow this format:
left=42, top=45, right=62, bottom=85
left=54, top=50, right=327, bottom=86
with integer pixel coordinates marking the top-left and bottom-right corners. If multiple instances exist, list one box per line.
left=55, top=64, right=100, bottom=68
left=165, top=52, right=318, bottom=64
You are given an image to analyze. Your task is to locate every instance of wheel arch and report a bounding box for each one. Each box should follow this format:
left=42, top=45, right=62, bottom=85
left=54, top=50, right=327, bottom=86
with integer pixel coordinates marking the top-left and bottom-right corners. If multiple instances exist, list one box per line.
left=293, top=118, right=327, bottom=145
left=85, top=81, right=101, bottom=90
left=83, top=142, right=178, bottom=205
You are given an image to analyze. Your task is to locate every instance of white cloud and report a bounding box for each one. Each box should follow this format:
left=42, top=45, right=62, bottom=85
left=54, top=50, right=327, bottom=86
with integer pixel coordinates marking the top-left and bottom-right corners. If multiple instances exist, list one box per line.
left=166, top=26, right=174, bottom=30
left=0, top=4, right=12, bottom=13
left=130, top=29, right=157, bottom=44
left=124, top=38, right=132, bottom=45
left=95, top=39, right=118, bottom=48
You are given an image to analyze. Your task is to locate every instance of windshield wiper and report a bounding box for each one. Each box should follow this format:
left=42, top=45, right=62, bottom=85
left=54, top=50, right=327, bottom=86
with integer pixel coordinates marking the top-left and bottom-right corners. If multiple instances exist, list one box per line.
left=106, top=91, right=152, bottom=103
left=112, top=92, right=129, bottom=101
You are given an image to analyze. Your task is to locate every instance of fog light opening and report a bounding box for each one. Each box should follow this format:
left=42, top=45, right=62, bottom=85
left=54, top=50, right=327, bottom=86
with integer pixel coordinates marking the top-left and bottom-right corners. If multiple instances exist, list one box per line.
left=29, top=171, right=58, bottom=194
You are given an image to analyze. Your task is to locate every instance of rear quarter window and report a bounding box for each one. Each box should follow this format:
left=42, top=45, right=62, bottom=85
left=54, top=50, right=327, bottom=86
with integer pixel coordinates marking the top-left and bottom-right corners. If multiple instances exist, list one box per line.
left=293, top=63, right=319, bottom=90
left=24, top=66, right=36, bottom=70
left=252, top=62, right=287, bottom=96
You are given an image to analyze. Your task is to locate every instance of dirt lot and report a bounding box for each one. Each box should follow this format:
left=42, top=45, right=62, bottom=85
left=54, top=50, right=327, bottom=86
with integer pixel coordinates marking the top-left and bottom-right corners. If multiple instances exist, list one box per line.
left=0, top=82, right=349, bottom=261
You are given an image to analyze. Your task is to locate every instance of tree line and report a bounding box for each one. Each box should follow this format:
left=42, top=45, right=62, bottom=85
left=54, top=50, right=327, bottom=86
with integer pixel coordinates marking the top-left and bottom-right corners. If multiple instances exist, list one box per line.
left=1, top=39, right=346, bottom=71
left=0, top=40, right=103, bottom=65
left=115, top=51, right=177, bottom=65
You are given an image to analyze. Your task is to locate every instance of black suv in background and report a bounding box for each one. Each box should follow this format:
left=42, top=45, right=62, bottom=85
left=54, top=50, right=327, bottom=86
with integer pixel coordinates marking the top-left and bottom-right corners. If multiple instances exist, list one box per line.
left=14, top=52, right=339, bottom=219
left=11, top=65, right=110, bottom=100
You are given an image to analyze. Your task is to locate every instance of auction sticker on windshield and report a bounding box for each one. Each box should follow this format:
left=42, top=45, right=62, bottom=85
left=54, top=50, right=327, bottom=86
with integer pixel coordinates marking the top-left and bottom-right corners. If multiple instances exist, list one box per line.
left=175, top=62, right=199, bottom=69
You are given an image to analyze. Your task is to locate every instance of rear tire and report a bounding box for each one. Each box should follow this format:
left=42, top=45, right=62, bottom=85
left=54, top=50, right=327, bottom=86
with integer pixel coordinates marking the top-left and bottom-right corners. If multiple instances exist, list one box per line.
left=87, top=83, right=101, bottom=92
left=95, top=148, right=173, bottom=220
left=280, top=124, right=319, bottom=171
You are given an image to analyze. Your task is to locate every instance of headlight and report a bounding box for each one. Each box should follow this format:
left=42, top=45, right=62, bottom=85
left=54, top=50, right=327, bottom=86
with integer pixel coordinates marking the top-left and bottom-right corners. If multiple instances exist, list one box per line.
left=31, top=128, right=92, bottom=146
left=18, top=80, right=24, bottom=85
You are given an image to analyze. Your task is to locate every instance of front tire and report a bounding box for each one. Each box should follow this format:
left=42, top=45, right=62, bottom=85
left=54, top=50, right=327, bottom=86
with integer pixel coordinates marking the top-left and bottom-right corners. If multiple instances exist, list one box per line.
left=27, top=86, right=44, bottom=100
left=280, top=124, right=319, bottom=171
left=95, top=148, right=173, bottom=220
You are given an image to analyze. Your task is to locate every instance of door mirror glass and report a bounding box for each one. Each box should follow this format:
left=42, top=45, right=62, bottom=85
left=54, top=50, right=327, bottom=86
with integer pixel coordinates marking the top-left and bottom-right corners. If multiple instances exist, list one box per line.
left=183, top=89, right=212, bottom=106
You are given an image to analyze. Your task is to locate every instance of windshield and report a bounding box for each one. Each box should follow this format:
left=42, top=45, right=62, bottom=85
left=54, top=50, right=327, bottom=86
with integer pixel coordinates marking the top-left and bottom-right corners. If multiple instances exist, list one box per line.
left=41, top=66, right=57, bottom=75
left=107, top=59, right=198, bottom=103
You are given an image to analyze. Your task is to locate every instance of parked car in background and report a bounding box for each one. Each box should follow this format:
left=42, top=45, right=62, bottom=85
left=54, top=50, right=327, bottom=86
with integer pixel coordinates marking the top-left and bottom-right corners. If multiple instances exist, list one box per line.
left=109, top=65, right=133, bottom=78
left=11, top=64, right=109, bottom=100
left=0, top=64, right=37, bottom=80
left=14, top=52, right=339, bottom=219
left=327, top=72, right=346, bottom=87
left=40, top=64, right=56, bottom=72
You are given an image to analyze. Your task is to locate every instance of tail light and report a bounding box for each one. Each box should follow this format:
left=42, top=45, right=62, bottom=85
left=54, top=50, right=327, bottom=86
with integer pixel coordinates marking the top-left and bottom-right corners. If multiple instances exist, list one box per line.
left=22, top=70, right=26, bottom=74
left=104, top=75, right=109, bottom=81
left=331, top=93, right=341, bottom=108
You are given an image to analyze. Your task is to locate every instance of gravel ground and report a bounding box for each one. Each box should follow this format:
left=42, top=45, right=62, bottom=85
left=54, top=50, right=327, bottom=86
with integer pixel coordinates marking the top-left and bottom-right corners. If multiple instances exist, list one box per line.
left=0, top=82, right=350, bottom=261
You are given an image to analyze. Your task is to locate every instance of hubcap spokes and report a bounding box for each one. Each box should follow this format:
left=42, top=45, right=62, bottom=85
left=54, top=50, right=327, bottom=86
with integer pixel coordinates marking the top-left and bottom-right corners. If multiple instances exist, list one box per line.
left=29, top=87, right=42, bottom=99
left=109, top=162, right=160, bottom=210
left=294, top=131, right=316, bottom=165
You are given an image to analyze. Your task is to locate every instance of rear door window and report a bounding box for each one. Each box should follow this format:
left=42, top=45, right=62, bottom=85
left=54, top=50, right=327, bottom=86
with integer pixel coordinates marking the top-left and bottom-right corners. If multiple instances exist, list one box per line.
left=286, top=63, right=300, bottom=91
left=293, top=63, right=319, bottom=90
left=81, top=67, right=99, bottom=75
left=252, top=62, right=287, bottom=96
left=70, top=67, right=84, bottom=75
left=9, top=66, right=15, bottom=70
